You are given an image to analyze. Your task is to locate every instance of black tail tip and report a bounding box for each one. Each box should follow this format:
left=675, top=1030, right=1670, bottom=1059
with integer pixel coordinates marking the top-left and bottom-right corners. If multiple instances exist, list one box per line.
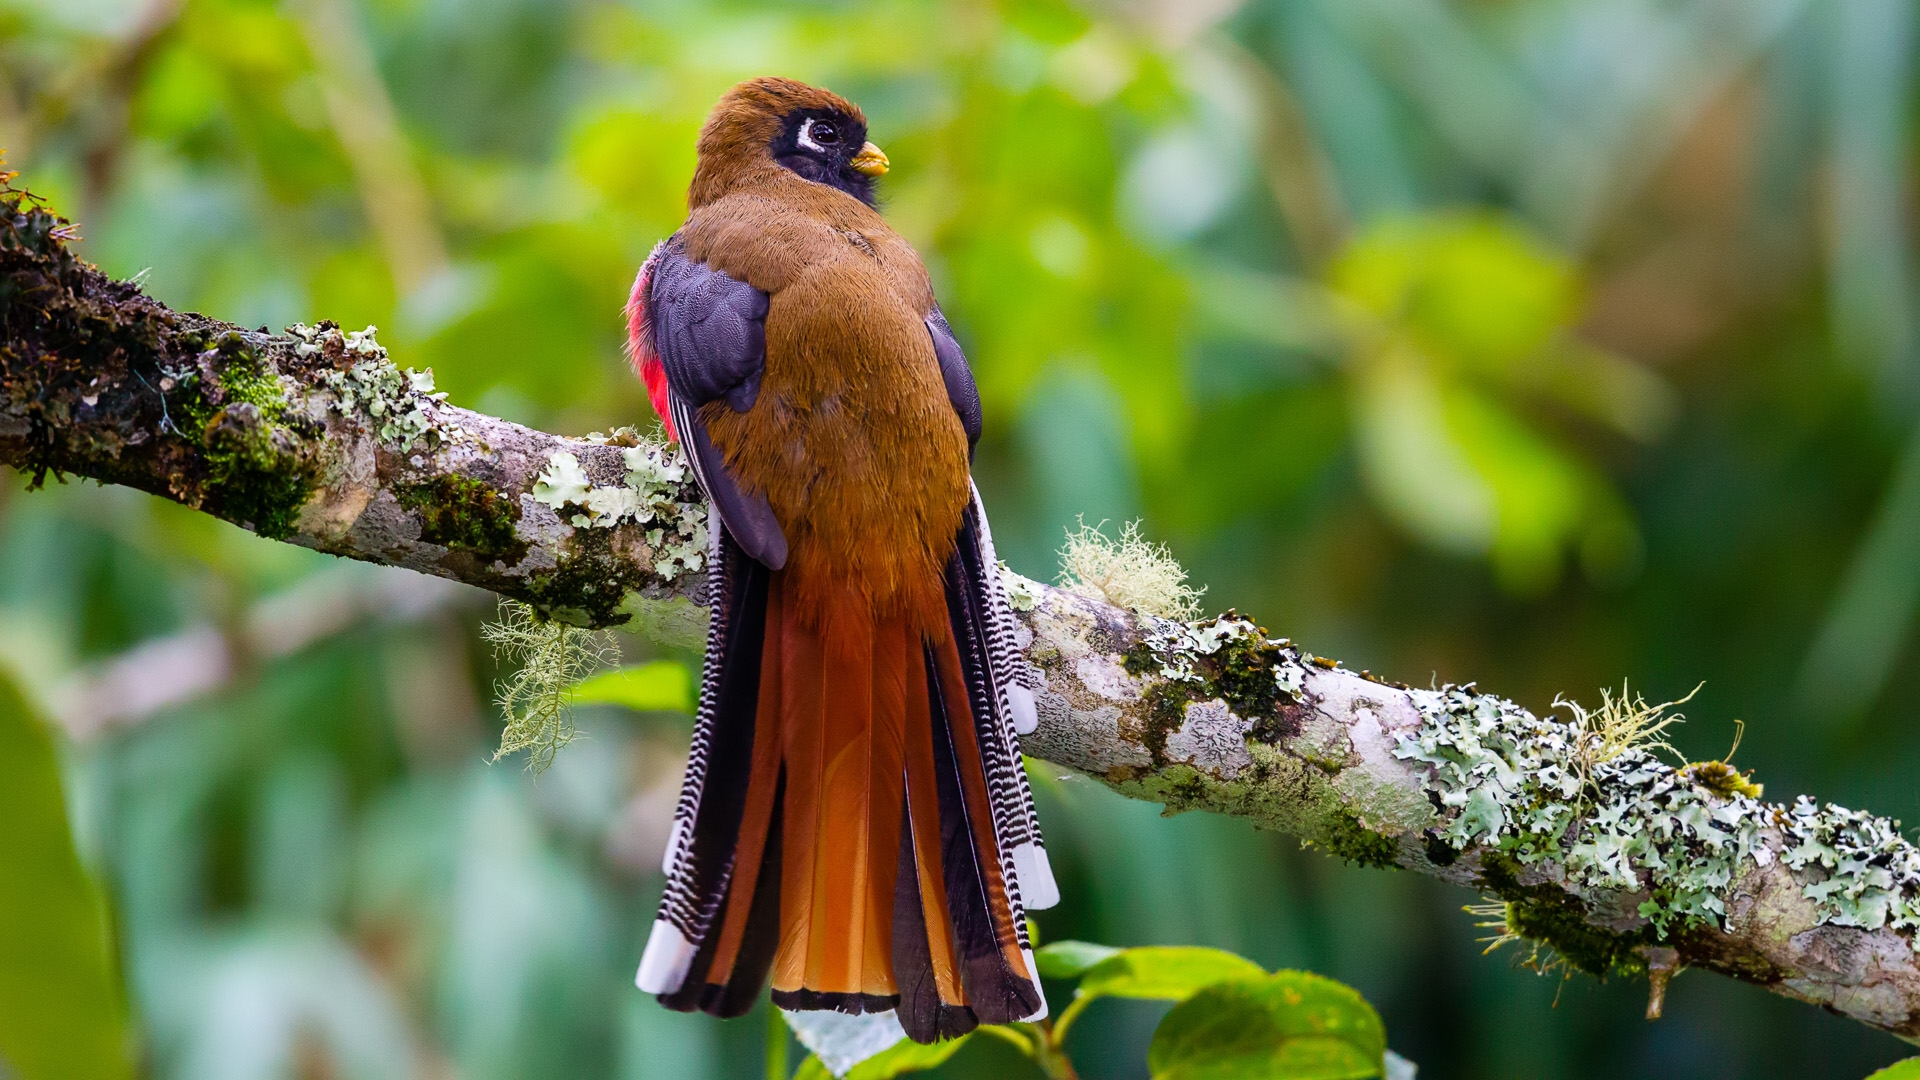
left=898, top=1001, right=980, bottom=1044
left=769, top=988, right=902, bottom=1015
left=762, top=989, right=980, bottom=1046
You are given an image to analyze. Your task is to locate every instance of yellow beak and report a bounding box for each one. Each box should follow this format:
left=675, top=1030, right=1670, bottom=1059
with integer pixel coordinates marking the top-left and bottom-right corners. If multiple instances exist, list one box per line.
left=851, top=142, right=890, bottom=177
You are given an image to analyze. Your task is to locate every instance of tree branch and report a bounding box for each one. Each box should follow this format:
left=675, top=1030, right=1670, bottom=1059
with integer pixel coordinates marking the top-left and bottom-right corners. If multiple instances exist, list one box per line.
left=7, top=183, right=1920, bottom=1042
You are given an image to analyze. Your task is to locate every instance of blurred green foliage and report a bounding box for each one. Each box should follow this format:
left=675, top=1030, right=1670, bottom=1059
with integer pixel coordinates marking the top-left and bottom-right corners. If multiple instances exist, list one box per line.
left=7, top=0, right=1920, bottom=1076
left=572, top=660, right=695, bottom=714
left=1330, top=212, right=1668, bottom=591
left=0, top=671, right=130, bottom=1080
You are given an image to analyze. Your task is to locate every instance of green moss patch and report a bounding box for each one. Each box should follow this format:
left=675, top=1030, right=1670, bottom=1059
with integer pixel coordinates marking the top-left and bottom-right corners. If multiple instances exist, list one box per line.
left=1, top=178, right=320, bottom=537
left=1313, top=807, right=1401, bottom=870
left=1212, top=630, right=1285, bottom=728
left=200, top=403, right=316, bottom=540
left=1478, top=853, right=1651, bottom=978
left=171, top=329, right=315, bottom=539
left=521, top=528, right=656, bottom=628
left=1121, top=613, right=1300, bottom=766
left=399, top=473, right=527, bottom=564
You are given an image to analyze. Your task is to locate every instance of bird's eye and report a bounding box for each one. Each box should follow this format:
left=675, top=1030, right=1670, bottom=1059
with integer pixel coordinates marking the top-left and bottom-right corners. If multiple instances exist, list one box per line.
left=811, top=120, right=840, bottom=145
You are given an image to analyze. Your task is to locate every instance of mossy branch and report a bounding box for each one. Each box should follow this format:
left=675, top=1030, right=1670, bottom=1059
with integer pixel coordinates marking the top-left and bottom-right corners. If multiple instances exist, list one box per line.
left=0, top=177, right=708, bottom=631
left=8, top=179, right=1920, bottom=1041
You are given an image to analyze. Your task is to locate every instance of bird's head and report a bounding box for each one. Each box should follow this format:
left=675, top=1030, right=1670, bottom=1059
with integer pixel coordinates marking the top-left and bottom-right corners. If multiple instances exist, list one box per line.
left=688, top=77, right=889, bottom=209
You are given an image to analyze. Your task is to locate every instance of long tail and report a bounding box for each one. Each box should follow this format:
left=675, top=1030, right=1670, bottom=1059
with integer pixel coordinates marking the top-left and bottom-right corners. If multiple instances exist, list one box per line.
left=637, top=506, right=1053, bottom=1043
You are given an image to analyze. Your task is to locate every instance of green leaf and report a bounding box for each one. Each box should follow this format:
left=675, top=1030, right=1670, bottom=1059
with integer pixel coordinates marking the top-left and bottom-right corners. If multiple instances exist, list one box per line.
left=1078, top=945, right=1266, bottom=1002
left=1865, top=1061, right=1920, bottom=1080
left=845, top=1034, right=971, bottom=1079
left=1034, top=939, right=1123, bottom=980
left=790, top=1033, right=974, bottom=1080
left=1148, top=972, right=1386, bottom=1080
left=0, top=670, right=131, bottom=1080
left=571, top=660, right=693, bottom=713
left=846, top=1033, right=972, bottom=1079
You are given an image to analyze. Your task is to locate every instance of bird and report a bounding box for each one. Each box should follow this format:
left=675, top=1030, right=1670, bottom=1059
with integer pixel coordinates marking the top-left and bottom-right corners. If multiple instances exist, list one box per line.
left=624, top=76, right=1059, bottom=1044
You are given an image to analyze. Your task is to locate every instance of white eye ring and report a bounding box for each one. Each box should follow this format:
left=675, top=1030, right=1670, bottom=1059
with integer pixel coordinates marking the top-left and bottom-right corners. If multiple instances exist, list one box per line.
left=797, top=118, right=824, bottom=153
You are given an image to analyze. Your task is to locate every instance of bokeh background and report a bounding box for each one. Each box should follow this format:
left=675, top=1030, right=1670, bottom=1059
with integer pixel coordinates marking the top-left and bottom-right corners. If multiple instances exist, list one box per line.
left=3, top=0, right=1919, bottom=1076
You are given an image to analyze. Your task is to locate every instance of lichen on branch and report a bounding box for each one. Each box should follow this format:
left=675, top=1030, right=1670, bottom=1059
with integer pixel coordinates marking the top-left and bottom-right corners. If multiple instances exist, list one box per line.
left=527, top=432, right=708, bottom=581
left=1017, top=581, right=1920, bottom=1036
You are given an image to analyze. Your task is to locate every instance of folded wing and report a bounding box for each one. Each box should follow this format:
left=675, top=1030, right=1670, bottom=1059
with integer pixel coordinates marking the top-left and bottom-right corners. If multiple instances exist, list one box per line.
left=627, top=236, right=788, bottom=570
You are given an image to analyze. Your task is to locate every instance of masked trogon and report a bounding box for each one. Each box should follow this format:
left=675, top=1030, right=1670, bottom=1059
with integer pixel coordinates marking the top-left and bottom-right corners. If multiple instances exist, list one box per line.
left=626, top=77, right=1059, bottom=1043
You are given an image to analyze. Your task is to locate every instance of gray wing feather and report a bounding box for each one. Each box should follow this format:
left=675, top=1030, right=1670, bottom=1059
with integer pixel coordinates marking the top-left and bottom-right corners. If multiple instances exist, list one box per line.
left=647, top=236, right=788, bottom=569
left=670, top=394, right=787, bottom=570
left=650, top=237, right=769, bottom=411
left=927, top=306, right=982, bottom=451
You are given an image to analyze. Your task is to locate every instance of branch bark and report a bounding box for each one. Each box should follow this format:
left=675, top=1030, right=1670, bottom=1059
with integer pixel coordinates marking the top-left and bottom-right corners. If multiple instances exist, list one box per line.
left=7, top=183, right=1920, bottom=1043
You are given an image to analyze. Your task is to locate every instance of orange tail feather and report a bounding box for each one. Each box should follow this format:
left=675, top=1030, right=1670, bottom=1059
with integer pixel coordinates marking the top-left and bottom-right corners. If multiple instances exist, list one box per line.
left=772, top=575, right=909, bottom=1003
left=646, top=536, right=1044, bottom=1040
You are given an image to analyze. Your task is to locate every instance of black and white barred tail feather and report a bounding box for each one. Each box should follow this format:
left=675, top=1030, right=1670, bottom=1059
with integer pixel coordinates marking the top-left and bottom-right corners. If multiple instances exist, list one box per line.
left=637, top=531, right=768, bottom=999
left=965, top=483, right=1056, bottom=911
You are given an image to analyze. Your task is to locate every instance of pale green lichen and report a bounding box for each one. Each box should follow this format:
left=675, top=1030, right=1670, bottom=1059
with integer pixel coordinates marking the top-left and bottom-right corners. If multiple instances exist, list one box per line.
left=1116, top=612, right=1303, bottom=772
left=532, top=451, right=593, bottom=510
left=530, top=439, right=708, bottom=581
left=1058, top=518, right=1205, bottom=621
left=1001, top=565, right=1041, bottom=612
left=294, top=322, right=451, bottom=451
left=482, top=599, right=620, bottom=772
left=1274, top=658, right=1308, bottom=700
left=1395, top=685, right=1766, bottom=936
left=1395, top=683, right=1920, bottom=946
left=1131, top=614, right=1259, bottom=683
left=1781, top=798, right=1920, bottom=933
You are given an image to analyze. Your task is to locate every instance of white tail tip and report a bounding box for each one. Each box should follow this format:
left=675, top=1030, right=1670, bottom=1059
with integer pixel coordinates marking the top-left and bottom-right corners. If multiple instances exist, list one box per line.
left=636, top=920, right=695, bottom=993
left=1019, top=946, right=1049, bottom=1021
left=1012, top=842, right=1059, bottom=910
left=1008, top=683, right=1038, bottom=736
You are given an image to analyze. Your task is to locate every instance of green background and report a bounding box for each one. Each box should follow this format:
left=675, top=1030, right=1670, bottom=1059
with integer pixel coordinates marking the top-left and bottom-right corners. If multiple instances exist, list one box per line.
left=3, top=0, right=1920, bottom=1076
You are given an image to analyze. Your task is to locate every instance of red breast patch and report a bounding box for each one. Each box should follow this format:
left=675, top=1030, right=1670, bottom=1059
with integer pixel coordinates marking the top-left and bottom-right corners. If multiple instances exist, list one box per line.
left=625, top=243, right=676, bottom=442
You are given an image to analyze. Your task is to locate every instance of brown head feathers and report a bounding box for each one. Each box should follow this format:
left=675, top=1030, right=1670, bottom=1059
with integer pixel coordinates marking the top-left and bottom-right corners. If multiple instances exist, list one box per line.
left=689, top=77, right=879, bottom=210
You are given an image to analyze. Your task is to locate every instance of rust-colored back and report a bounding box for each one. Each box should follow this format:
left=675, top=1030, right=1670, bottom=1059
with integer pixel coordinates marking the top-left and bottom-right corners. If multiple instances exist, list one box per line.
left=681, top=97, right=967, bottom=638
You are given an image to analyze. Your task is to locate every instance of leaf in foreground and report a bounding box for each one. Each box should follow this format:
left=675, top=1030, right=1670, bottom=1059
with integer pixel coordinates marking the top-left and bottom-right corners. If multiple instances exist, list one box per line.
left=1078, top=945, right=1266, bottom=1002
left=1034, top=939, right=1124, bottom=980
left=570, top=660, right=695, bottom=713
left=792, top=1034, right=973, bottom=1080
left=1148, top=971, right=1386, bottom=1080
left=0, top=670, right=131, bottom=1080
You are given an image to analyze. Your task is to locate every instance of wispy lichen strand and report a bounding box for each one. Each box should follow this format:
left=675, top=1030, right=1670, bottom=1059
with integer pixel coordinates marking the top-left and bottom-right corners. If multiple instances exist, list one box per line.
left=1058, top=518, right=1204, bottom=620
left=482, top=599, right=619, bottom=772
